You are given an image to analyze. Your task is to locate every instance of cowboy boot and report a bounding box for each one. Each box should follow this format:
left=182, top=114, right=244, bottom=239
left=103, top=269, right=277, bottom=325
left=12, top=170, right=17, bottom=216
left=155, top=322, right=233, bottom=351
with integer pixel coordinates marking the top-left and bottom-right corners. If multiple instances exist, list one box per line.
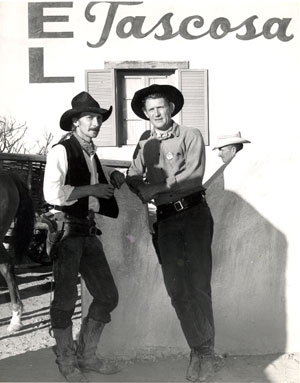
left=77, top=317, right=121, bottom=374
left=198, top=354, right=215, bottom=382
left=186, top=349, right=200, bottom=382
left=52, top=326, right=88, bottom=382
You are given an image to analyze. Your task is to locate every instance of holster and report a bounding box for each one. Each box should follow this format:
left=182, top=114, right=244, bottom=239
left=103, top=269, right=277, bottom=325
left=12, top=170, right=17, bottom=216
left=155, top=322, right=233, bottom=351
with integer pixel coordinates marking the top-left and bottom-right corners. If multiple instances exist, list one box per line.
left=40, top=212, right=65, bottom=260
left=62, top=222, right=102, bottom=237
left=40, top=211, right=102, bottom=260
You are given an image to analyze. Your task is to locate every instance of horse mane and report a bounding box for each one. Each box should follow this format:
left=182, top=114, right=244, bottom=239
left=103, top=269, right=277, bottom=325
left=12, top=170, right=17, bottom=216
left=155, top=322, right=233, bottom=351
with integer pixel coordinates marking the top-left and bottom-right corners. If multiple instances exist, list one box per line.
left=8, top=172, right=35, bottom=263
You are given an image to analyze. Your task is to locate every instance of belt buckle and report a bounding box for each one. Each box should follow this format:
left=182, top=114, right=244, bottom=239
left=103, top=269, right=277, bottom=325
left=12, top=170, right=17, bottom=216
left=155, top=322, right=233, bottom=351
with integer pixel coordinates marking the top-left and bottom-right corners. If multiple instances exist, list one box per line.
left=174, top=200, right=184, bottom=212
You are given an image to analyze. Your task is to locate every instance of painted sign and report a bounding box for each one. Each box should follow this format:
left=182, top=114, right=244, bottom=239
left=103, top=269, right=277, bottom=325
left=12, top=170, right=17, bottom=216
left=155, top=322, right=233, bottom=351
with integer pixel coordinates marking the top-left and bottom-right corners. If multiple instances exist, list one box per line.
left=28, top=1, right=294, bottom=83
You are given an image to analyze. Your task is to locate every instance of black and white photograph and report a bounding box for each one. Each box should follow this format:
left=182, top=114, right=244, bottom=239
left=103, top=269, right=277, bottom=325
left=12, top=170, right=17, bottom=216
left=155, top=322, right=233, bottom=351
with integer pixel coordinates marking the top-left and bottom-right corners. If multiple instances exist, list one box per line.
left=0, top=0, right=299, bottom=382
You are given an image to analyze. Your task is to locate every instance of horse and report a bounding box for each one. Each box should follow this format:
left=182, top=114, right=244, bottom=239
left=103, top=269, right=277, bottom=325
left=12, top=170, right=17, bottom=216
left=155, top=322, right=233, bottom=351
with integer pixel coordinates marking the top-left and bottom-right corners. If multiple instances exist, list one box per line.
left=0, top=172, right=35, bottom=333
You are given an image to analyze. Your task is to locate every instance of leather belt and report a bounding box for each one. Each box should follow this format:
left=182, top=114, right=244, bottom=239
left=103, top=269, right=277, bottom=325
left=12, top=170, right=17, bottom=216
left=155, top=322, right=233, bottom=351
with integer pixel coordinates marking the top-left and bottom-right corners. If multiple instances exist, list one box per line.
left=157, top=191, right=206, bottom=220
left=63, top=222, right=102, bottom=237
left=48, top=209, right=102, bottom=236
left=49, top=206, right=96, bottom=221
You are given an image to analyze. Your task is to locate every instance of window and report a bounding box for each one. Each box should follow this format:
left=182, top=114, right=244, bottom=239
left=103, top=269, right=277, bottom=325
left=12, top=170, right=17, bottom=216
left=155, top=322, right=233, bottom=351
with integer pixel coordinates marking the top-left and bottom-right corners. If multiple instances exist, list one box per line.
left=86, top=62, right=209, bottom=147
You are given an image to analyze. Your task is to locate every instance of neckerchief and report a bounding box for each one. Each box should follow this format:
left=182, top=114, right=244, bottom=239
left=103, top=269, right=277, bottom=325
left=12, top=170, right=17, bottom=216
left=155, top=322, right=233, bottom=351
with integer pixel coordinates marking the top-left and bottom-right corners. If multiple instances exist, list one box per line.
left=74, top=133, right=96, bottom=156
left=155, top=128, right=173, bottom=141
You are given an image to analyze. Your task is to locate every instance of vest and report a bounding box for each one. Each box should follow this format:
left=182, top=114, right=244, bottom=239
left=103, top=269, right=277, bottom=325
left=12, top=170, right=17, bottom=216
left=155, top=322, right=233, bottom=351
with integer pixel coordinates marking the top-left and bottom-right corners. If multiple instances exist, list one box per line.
left=58, top=135, right=119, bottom=219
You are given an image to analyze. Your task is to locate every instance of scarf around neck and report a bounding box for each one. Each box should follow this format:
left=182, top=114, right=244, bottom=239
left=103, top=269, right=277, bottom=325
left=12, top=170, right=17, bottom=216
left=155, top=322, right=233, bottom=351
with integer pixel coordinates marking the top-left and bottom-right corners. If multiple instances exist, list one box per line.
left=74, top=133, right=96, bottom=156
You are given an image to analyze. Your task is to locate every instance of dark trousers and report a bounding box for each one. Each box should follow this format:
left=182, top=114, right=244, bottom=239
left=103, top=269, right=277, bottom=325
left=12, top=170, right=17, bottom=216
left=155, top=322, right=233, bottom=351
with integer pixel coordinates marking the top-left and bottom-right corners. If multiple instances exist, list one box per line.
left=157, top=202, right=214, bottom=353
left=50, top=234, right=118, bottom=329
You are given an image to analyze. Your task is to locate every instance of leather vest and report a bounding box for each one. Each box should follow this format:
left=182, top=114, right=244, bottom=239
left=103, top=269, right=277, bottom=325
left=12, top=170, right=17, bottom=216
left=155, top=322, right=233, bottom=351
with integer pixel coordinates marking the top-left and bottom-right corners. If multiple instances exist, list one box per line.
left=58, top=135, right=119, bottom=219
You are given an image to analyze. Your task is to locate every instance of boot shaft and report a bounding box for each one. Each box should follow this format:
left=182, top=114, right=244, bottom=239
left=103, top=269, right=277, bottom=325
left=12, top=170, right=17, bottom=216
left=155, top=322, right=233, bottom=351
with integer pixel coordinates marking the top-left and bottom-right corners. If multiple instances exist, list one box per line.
left=53, top=326, right=89, bottom=381
left=77, top=317, right=105, bottom=361
left=77, top=317, right=121, bottom=375
left=53, top=326, right=77, bottom=361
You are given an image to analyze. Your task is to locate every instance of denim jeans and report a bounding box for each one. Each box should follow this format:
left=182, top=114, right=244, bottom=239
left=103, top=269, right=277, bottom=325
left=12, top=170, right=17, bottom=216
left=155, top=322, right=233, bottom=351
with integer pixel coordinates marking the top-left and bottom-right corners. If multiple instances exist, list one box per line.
left=50, top=234, right=118, bottom=329
left=157, top=201, right=214, bottom=352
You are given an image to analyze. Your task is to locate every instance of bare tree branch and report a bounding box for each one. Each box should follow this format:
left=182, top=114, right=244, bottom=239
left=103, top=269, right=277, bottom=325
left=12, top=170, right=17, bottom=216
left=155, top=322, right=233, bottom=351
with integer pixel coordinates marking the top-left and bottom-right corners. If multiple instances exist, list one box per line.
left=35, top=131, right=54, bottom=155
left=0, top=116, right=54, bottom=155
left=0, top=116, right=28, bottom=153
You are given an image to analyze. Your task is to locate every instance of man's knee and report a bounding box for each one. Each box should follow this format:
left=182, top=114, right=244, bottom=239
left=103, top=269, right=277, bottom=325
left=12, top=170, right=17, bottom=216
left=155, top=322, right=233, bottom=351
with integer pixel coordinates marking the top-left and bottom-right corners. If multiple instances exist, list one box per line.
left=106, top=288, right=119, bottom=312
left=88, top=290, right=119, bottom=323
left=50, top=308, right=74, bottom=329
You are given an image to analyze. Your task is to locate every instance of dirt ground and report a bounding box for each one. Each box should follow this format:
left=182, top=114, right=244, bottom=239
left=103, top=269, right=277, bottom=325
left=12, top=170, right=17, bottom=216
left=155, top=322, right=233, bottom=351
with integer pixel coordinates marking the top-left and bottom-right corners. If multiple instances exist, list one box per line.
left=0, top=264, right=299, bottom=383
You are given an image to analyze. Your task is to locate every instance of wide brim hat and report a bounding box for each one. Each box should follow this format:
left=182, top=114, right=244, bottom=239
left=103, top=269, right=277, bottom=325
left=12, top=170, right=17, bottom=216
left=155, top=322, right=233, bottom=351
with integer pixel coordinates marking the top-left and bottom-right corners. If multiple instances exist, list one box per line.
left=131, top=84, right=184, bottom=120
left=213, top=131, right=251, bottom=150
left=60, top=91, right=113, bottom=131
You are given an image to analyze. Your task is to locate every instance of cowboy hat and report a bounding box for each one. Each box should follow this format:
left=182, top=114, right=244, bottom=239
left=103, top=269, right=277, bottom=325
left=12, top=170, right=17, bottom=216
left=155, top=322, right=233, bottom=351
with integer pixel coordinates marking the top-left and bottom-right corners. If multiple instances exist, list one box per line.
left=213, top=131, right=251, bottom=150
left=60, top=91, right=113, bottom=131
left=131, top=84, right=184, bottom=120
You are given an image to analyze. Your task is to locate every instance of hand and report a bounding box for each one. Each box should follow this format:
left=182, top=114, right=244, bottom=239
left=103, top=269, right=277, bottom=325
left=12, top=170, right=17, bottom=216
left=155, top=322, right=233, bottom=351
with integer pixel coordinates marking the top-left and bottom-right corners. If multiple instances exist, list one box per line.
left=92, top=183, right=115, bottom=199
left=137, top=184, right=158, bottom=203
left=110, top=170, right=125, bottom=189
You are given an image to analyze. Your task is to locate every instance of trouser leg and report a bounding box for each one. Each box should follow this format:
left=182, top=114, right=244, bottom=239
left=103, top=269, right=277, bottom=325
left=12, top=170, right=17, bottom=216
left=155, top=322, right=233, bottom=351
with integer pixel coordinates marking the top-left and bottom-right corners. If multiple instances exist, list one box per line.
left=77, top=237, right=120, bottom=374
left=50, top=237, right=82, bottom=329
left=158, top=205, right=214, bottom=349
left=158, top=204, right=215, bottom=382
left=79, top=236, right=118, bottom=323
left=184, top=203, right=215, bottom=354
left=50, top=237, right=88, bottom=381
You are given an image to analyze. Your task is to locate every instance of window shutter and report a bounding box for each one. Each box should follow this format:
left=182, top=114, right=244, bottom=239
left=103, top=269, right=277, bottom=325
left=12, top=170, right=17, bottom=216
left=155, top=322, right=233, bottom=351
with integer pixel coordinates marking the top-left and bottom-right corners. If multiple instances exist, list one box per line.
left=86, top=70, right=116, bottom=147
left=178, top=69, right=209, bottom=145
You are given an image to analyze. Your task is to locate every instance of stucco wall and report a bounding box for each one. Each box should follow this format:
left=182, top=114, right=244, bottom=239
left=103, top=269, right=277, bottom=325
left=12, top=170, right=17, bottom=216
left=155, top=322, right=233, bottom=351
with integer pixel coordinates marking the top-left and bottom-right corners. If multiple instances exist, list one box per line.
left=82, top=170, right=287, bottom=357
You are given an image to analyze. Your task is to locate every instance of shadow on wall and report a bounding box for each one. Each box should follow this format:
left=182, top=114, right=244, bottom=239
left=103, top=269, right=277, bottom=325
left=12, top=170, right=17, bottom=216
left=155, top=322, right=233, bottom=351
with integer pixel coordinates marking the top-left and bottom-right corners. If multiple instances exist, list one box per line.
left=206, top=174, right=287, bottom=380
left=82, top=175, right=287, bottom=380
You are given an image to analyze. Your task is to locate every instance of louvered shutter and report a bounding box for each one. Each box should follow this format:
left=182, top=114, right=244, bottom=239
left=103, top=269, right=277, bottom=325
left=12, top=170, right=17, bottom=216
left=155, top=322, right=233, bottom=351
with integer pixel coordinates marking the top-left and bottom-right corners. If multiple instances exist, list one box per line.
left=86, top=70, right=116, bottom=147
left=178, top=69, right=209, bottom=145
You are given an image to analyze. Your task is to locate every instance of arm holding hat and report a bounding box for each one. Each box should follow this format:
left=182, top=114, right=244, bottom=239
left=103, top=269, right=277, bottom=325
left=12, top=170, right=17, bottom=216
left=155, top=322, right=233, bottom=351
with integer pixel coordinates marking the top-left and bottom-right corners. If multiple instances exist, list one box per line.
left=126, top=150, right=165, bottom=203
left=127, top=127, right=206, bottom=204
left=126, top=134, right=170, bottom=203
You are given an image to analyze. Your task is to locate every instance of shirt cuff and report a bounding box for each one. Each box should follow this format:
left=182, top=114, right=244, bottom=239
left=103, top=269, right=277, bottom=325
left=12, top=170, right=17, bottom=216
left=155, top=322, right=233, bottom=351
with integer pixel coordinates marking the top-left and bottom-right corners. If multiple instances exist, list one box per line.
left=63, top=185, right=76, bottom=205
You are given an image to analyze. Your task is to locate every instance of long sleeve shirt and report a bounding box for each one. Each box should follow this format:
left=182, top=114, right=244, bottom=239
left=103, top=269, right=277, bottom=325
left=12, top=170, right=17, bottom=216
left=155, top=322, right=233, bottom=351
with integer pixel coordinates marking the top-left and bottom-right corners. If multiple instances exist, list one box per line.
left=43, top=144, right=115, bottom=212
left=126, top=122, right=206, bottom=206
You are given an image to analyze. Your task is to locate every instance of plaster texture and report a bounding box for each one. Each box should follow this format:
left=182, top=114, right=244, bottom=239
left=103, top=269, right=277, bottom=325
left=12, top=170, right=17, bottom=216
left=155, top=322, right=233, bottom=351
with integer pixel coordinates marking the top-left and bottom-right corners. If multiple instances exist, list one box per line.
left=82, top=177, right=288, bottom=358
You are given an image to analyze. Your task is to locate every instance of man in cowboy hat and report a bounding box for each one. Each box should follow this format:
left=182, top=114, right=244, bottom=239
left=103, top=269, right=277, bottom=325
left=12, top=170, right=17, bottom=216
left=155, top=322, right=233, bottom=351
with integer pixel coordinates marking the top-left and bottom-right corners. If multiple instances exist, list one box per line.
left=43, top=91, right=125, bottom=382
left=126, top=84, right=215, bottom=382
left=203, top=132, right=251, bottom=189
left=213, top=131, right=251, bottom=163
